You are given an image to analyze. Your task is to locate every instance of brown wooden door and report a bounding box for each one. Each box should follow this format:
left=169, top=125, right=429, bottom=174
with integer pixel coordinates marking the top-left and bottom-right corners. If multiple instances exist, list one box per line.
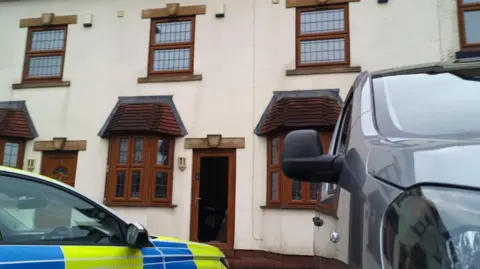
left=190, top=149, right=236, bottom=250
left=41, top=151, right=78, bottom=187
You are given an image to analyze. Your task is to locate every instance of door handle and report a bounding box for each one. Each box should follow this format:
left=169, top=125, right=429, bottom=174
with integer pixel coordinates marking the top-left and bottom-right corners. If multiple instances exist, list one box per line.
left=195, top=197, right=202, bottom=208
left=312, top=216, right=324, bottom=227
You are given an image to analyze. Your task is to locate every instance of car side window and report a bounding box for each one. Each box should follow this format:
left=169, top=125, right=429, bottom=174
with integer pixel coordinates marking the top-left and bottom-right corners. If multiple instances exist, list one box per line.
left=0, top=174, right=125, bottom=245
left=335, top=89, right=354, bottom=155
left=320, top=88, right=354, bottom=201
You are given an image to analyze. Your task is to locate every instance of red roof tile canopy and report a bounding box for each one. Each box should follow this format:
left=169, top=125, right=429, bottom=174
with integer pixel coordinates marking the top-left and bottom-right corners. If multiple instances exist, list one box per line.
left=0, top=108, right=37, bottom=139
left=99, top=97, right=187, bottom=138
left=256, top=96, right=341, bottom=136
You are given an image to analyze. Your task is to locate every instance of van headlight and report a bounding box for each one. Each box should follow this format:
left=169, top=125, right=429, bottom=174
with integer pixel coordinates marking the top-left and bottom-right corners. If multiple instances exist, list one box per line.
left=382, top=186, right=480, bottom=269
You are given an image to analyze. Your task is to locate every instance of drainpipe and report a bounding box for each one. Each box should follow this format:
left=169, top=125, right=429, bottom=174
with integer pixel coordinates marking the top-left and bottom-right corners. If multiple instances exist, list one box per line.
left=251, top=0, right=263, bottom=242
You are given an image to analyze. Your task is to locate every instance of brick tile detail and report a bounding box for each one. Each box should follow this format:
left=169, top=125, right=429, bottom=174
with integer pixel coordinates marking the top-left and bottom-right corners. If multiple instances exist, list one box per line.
left=102, top=103, right=182, bottom=137
left=258, top=96, right=341, bottom=135
left=0, top=108, right=35, bottom=139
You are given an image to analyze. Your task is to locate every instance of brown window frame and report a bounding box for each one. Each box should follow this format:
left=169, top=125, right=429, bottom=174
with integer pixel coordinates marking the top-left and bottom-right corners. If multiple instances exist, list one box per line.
left=457, top=0, right=480, bottom=50
left=23, top=25, right=68, bottom=82
left=104, top=135, right=175, bottom=207
left=0, top=138, right=26, bottom=169
left=148, top=16, right=196, bottom=76
left=266, top=132, right=337, bottom=211
left=296, top=4, right=350, bottom=68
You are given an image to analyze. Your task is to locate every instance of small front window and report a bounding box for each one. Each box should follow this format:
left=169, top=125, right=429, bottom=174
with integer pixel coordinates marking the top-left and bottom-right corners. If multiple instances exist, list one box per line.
left=457, top=0, right=480, bottom=49
left=0, top=173, right=124, bottom=244
left=106, top=136, right=175, bottom=206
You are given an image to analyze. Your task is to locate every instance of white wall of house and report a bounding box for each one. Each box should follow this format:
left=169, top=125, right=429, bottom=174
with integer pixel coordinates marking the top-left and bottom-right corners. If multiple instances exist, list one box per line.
left=0, top=0, right=460, bottom=259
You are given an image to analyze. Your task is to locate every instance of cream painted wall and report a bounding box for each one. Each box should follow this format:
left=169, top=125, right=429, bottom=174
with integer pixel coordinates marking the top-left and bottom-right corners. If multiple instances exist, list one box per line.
left=0, top=0, right=460, bottom=259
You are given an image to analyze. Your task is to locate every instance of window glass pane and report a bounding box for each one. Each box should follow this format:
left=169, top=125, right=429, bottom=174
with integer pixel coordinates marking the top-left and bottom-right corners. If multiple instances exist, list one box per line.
left=310, top=183, right=321, bottom=200
left=156, top=139, right=170, bottom=165
left=3, top=142, right=19, bottom=168
left=464, top=10, right=480, bottom=44
left=373, top=72, right=480, bottom=138
left=154, top=21, right=192, bottom=44
left=130, top=171, right=141, bottom=198
left=270, top=137, right=278, bottom=165
left=133, top=139, right=143, bottom=163
left=271, top=172, right=279, bottom=200
left=152, top=48, right=191, bottom=72
left=119, top=139, right=128, bottom=164
left=300, top=9, right=344, bottom=34
left=292, top=180, right=302, bottom=200
left=155, top=172, right=168, bottom=198
left=30, top=29, right=65, bottom=51
left=115, top=171, right=125, bottom=197
left=27, top=56, right=62, bottom=77
left=0, top=174, right=124, bottom=244
left=300, top=38, right=345, bottom=64
left=463, top=0, right=480, bottom=4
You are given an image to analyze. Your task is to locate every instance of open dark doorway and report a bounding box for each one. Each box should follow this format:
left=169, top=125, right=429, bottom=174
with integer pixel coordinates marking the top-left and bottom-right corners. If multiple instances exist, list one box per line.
left=197, top=157, right=229, bottom=243
left=190, top=150, right=236, bottom=249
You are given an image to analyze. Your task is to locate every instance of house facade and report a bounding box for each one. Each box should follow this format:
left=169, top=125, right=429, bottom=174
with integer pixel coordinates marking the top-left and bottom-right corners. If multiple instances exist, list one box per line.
left=0, top=0, right=475, bottom=267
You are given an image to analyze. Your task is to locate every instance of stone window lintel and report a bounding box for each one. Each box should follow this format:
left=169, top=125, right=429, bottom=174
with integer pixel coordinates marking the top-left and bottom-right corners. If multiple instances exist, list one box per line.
left=286, top=0, right=360, bottom=8
left=19, top=14, right=78, bottom=28
left=141, top=4, right=206, bottom=19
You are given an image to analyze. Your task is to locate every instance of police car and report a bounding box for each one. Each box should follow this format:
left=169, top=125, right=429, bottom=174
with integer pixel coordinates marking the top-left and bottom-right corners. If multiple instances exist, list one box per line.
left=0, top=166, right=229, bottom=269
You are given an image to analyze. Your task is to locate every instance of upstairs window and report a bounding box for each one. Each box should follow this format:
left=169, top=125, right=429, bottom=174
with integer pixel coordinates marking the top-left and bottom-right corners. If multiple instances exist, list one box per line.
left=296, top=5, right=349, bottom=67
left=23, top=26, right=67, bottom=81
left=458, top=0, right=480, bottom=50
left=148, top=17, right=195, bottom=75
left=106, top=136, right=174, bottom=206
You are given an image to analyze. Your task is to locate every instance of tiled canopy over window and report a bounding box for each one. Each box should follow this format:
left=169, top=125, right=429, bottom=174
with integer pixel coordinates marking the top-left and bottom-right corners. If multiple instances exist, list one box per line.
left=99, top=96, right=187, bottom=207
left=255, top=90, right=342, bottom=213
left=0, top=101, right=38, bottom=170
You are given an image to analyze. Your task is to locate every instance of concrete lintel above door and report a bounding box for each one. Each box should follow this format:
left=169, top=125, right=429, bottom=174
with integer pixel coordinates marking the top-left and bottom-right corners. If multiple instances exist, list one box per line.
left=184, top=134, right=245, bottom=149
left=34, top=137, right=87, bottom=151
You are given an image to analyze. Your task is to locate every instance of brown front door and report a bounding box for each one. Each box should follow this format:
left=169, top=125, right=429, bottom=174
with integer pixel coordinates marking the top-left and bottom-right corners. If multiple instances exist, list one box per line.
left=41, top=151, right=78, bottom=187
left=190, top=149, right=236, bottom=250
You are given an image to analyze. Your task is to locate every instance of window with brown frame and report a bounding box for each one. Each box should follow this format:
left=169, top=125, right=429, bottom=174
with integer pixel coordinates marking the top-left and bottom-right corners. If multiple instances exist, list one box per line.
left=23, top=26, right=68, bottom=82
left=266, top=132, right=334, bottom=209
left=0, top=139, right=25, bottom=169
left=105, top=136, right=175, bottom=206
left=296, top=5, right=349, bottom=67
left=457, top=0, right=480, bottom=50
left=148, top=17, right=195, bottom=76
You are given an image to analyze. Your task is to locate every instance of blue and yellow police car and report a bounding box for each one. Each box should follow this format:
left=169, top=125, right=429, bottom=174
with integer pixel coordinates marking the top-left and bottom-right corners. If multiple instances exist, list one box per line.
left=0, top=166, right=229, bottom=269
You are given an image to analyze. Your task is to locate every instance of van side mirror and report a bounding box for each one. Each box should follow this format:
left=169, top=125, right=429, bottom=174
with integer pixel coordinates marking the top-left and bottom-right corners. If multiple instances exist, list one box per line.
left=126, top=223, right=150, bottom=248
left=281, top=129, right=343, bottom=183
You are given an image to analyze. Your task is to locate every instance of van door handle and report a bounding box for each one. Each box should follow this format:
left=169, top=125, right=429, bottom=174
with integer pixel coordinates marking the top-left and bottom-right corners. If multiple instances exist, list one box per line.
left=312, top=217, right=324, bottom=227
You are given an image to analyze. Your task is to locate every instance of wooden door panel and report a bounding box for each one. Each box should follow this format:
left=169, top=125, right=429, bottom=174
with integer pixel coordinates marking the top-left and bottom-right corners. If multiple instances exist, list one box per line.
left=41, top=151, right=78, bottom=187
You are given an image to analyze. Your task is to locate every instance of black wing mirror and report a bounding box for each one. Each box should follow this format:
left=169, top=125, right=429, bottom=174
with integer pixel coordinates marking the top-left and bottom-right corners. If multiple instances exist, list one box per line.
left=126, top=223, right=150, bottom=248
left=281, top=129, right=343, bottom=183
